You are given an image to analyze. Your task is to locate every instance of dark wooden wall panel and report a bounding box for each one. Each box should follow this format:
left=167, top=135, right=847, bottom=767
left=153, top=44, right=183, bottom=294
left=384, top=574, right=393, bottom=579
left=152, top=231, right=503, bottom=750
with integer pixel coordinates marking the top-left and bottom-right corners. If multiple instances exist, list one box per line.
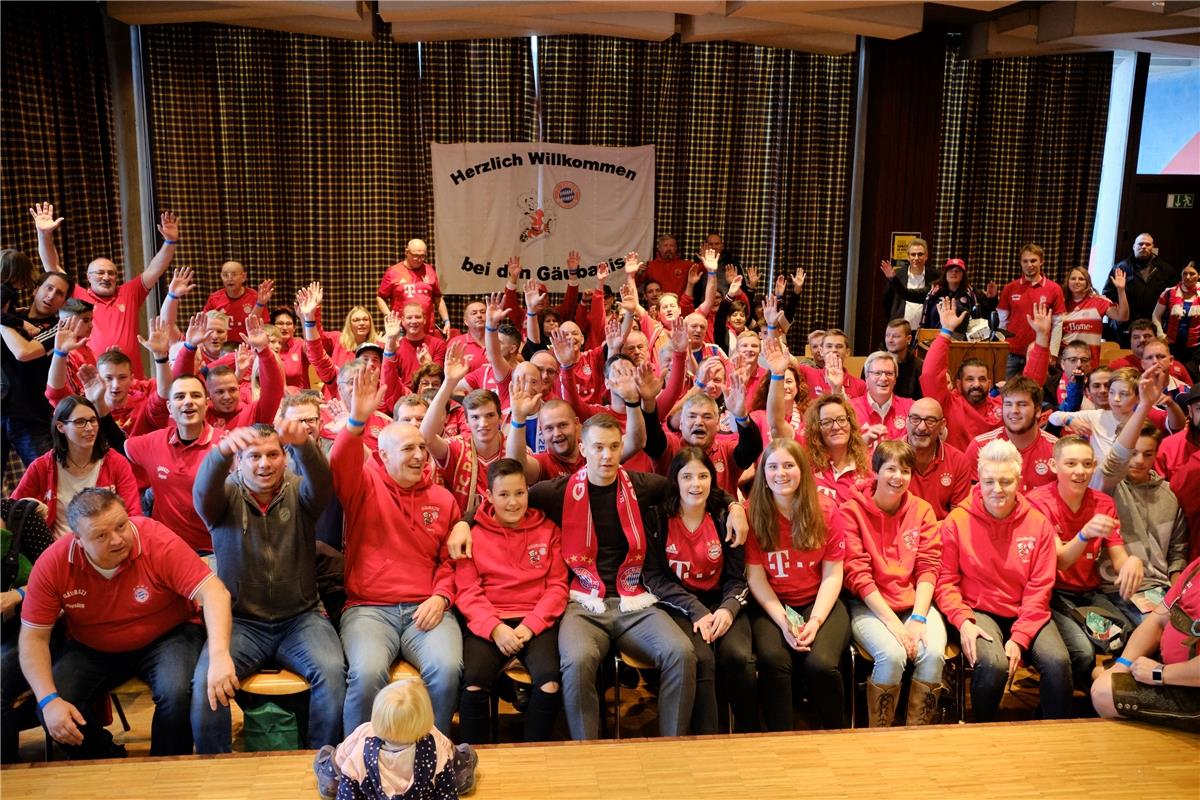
left=853, top=30, right=948, bottom=351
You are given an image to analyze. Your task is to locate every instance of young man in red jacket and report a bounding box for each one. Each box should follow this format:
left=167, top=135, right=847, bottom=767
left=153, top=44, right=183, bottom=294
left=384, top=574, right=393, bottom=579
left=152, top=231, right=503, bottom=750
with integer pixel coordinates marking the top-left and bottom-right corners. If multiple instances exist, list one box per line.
left=1028, top=436, right=1142, bottom=692
left=333, top=366, right=462, bottom=735
left=921, top=298, right=1051, bottom=451
left=454, top=458, right=567, bottom=743
left=935, top=438, right=1072, bottom=722
left=963, top=376, right=1059, bottom=492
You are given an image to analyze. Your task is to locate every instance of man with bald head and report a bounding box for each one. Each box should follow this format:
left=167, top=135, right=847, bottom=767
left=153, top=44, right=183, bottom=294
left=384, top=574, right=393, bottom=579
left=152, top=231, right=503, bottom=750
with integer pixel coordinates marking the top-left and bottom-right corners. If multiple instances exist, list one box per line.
left=202, top=260, right=271, bottom=343
left=377, top=238, right=449, bottom=336
left=32, top=202, right=181, bottom=378
left=905, top=397, right=971, bottom=519
left=332, top=366, right=463, bottom=734
left=1104, top=232, right=1177, bottom=346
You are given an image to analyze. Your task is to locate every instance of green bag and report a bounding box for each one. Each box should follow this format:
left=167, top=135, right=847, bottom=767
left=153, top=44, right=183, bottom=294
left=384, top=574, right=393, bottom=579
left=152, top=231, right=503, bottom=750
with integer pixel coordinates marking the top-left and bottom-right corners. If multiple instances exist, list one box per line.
left=242, top=701, right=301, bottom=751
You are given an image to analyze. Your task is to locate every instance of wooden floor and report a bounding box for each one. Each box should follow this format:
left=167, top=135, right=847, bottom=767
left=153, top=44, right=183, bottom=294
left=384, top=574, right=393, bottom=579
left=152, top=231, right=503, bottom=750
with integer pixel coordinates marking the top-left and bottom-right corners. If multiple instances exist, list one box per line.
left=2, top=719, right=1196, bottom=800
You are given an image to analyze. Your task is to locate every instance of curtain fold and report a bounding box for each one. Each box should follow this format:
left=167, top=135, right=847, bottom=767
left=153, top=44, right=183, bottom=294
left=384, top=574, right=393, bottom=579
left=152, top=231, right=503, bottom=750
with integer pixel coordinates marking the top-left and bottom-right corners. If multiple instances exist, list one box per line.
left=933, top=45, right=1113, bottom=286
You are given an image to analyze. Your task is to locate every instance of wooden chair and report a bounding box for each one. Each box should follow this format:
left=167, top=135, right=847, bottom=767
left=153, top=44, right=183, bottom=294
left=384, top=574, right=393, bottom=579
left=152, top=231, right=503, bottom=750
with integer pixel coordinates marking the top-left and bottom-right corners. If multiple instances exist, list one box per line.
left=611, top=649, right=656, bottom=740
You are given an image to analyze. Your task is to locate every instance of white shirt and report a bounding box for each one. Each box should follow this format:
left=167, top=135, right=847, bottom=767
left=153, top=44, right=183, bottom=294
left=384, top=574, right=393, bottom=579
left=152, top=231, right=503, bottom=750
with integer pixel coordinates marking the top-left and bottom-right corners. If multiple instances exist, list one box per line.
left=54, top=461, right=101, bottom=540
left=904, top=269, right=926, bottom=330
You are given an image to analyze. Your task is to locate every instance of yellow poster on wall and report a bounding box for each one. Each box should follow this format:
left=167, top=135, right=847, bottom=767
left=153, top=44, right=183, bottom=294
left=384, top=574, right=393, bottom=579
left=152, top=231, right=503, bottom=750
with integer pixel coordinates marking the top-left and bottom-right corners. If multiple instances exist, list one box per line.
left=891, top=232, right=922, bottom=263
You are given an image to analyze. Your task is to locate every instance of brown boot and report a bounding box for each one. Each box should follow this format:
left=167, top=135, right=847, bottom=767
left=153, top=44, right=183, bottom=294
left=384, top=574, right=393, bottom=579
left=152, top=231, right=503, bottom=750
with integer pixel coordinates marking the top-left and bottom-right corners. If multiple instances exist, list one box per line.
left=905, top=678, right=941, bottom=726
left=866, top=680, right=901, bottom=728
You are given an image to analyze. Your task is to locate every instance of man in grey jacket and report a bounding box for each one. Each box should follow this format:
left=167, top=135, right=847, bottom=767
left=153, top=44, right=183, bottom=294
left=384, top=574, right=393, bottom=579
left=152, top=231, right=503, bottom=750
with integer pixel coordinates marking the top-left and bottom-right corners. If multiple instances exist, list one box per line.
left=189, top=421, right=345, bottom=753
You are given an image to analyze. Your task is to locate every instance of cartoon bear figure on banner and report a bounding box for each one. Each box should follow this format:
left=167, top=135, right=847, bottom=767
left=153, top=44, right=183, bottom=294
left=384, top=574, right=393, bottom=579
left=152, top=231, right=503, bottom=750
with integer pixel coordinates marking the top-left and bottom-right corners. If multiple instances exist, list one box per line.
left=518, top=192, right=555, bottom=243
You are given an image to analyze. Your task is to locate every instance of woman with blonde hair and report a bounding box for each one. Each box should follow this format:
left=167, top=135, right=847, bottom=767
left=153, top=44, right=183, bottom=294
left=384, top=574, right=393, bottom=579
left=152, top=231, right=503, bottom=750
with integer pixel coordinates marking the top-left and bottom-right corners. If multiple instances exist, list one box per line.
left=745, top=438, right=850, bottom=730
left=805, top=394, right=872, bottom=501
left=1063, top=265, right=1129, bottom=366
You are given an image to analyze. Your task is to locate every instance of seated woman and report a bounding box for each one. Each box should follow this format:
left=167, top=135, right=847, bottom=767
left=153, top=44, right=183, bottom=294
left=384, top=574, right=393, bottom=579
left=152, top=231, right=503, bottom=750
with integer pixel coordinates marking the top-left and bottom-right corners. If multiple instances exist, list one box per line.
left=841, top=440, right=945, bottom=726
left=805, top=395, right=872, bottom=502
left=1090, top=556, right=1200, bottom=733
left=745, top=438, right=850, bottom=730
left=935, top=439, right=1072, bottom=722
left=13, top=396, right=140, bottom=540
left=641, top=447, right=755, bottom=734
left=453, top=459, right=566, bottom=743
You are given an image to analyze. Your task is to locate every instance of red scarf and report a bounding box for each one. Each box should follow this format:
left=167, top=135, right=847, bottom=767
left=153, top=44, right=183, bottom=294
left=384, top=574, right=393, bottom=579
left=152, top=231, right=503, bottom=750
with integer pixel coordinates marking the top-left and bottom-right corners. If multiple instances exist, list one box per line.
left=560, top=466, right=655, bottom=612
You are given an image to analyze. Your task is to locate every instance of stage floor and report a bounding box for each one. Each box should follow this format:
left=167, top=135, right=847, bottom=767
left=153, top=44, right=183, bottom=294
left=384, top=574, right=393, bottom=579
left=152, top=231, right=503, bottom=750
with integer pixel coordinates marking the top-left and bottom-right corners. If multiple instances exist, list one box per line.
left=2, top=719, right=1195, bottom=800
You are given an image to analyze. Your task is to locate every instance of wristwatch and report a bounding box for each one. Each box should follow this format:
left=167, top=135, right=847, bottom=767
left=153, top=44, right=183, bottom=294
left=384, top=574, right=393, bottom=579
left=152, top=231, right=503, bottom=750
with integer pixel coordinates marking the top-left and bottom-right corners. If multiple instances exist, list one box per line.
left=1151, top=664, right=1164, bottom=685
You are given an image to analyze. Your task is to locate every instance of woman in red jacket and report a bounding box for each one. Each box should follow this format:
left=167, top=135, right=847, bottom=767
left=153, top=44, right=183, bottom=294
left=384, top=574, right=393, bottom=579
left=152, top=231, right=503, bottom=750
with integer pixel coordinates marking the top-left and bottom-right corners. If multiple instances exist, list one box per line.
left=805, top=395, right=872, bottom=502
left=453, top=458, right=567, bottom=744
left=13, top=396, right=140, bottom=539
left=935, top=438, right=1072, bottom=722
left=841, top=440, right=944, bottom=726
left=745, top=438, right=850, bottom=730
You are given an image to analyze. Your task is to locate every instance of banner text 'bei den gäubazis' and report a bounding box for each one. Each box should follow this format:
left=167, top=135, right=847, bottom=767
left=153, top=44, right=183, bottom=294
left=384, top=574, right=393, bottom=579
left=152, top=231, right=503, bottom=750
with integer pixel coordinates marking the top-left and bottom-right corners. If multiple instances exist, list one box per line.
left=448, top=150, right=641, bottom=187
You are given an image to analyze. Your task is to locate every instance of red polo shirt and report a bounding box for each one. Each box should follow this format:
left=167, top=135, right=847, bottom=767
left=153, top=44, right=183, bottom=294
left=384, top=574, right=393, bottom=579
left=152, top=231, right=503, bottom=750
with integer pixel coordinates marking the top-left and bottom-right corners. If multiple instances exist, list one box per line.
left=74, top=280, right=150, bottom=378
left=202, top=287, right=266, bottom=342
left=21, top=516, right=212, bottom=652
left=124, top=423, right=225, bottom=552
left=963, top=427, right=1059, bottom=492
left=998, top=274, right=1066, bottom=355
left=909, top=442, right=972, bottom=520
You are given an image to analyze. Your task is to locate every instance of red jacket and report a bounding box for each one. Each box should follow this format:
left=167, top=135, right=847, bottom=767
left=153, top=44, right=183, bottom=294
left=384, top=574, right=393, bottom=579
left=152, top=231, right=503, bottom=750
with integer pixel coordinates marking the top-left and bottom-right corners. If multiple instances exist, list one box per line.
left=841, top=490, right=940, bottom=611
left=13, top=450, right=141, bottom=532
left=453, top=502, right=567, bottom=639
left=330, top=428, right=458, bottom=607
left=919, top=332, right=1049, bottom=451
left=935, top=487, right=1057, bottom=649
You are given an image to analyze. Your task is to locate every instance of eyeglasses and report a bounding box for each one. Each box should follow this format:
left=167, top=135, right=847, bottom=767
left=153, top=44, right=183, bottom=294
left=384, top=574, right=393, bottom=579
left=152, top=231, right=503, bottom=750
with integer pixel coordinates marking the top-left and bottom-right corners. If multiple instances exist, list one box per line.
left=906, top=415, right=943, bottom=428
left=818, top=416, right=851, bottom=430
left=63, top=418, right=100, bottom=429
left=867, top=371, right=896, bottom=379
left=293, top=416, right=321, bottom=427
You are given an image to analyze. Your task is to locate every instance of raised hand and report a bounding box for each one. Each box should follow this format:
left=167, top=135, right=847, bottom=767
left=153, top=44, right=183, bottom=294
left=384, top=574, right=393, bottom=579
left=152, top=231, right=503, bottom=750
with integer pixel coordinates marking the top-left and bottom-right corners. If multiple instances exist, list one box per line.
left=1137, top=363, right=1165, bottom=408
left=745, top=265, right=760, bottom=292
left=1112, top=269, right=1126, bottom=291
left=668, top=318, right=688, bottom=354
left=724, top=263, right=737, bottom=286
left=485, top=291, right=510, bottom=328
left=824, top=352, right=845, bottom=390
left=700, top=248, right=719, bottom=274
left=724, top=366, right=749, bottom=418
left=619, top=281, right=638, bottom=315
left=137, top=315, right=171, bottom=358
left=275, top=418, right=310, bottom=447
left=349, top=365, right=385, bottom=422
left=762, top=294, right=782, bottom=329
left=256, top=279, right=275, bottom=307
left=762, top=335, right=790, bottom=375
left=168, top=266, right=196, bottom=298
left=524, top=280, right=547, bottom=313
left=596, top=260, right=610, bottom=283
left=549, top=327, right=579, bottom=368
left=792, top=267, right=806, bottom=294
left=29, top=202, right=65, bottom=234
left=443, top=338, right=471, bottom=384
left=607, top=358, right=639, bottom=404
left=686, top=263, right=703, bottom=289
left=727, top=273, right=743, bottom=298
left=53, top=315, right=89, bottom=353
left=623, top=251, right=643, bottom=276
left=295, top=283, right=322, bottom=319
left=241, top=313, right=270, bottom=352
left=878, top=259, right=896, bottom=280
left=218, top=426, right=266, bottom=458
left=185, top=311, right=211, bottom=348
left=604, top=316, right=626, bottom=353
left=235, top=343, right=254, bottom=377
left=774, top=274, right=786, bottom=297
left=157, top=211, right=180, bottom=242
left=509, top=372, right=543, bottom=421
left=566, top=249, right=581, bottom=272
left=382, top=310, right=402, bottom=343
left=985, top=280, right=998, bottom=299
left=78, top=364, right=107, bottom=409
left=936, top=296, right=968, bottom=332
left=1026, top=300, right=1052, bottom=342
left=636, top=361, right=663, bottom=402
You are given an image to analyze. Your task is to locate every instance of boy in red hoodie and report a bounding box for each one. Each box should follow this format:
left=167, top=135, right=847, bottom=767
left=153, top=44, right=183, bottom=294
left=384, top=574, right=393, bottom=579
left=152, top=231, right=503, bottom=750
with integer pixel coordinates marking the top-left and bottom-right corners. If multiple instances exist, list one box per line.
left=1028, top=436, right=1141, bottom=692
left=454, top=458, right=567, bottom=743
left=935, top=438, right=1072, bottom=721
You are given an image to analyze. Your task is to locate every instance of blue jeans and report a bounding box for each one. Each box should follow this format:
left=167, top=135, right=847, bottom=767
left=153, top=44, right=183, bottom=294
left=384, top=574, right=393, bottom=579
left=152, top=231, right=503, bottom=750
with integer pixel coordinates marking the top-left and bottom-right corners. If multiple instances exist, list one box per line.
left=41, top=623, right=204, bottom=758
left=848, top=600, right=947, bottom=685
left=1051, top=589, right=1133, bottom=691
left=970, top=611, right=1071, bottom=722
left=190, top=611, right=346, bottom=753
left=340, top=604, right=463, bottom=734
left=1, top=417, right=52, bottom=467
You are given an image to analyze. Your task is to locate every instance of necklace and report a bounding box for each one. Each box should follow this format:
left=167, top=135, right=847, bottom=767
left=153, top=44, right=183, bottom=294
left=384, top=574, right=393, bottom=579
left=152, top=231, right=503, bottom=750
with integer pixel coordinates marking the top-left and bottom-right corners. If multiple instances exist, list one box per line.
left=66, top=456, right=93, bottom=472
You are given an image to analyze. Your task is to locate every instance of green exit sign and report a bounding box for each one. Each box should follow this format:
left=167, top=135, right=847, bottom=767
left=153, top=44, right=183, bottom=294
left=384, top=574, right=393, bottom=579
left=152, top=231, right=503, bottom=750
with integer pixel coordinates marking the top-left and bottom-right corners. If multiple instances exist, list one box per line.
left=1167, top=193, right=1194, bottom=209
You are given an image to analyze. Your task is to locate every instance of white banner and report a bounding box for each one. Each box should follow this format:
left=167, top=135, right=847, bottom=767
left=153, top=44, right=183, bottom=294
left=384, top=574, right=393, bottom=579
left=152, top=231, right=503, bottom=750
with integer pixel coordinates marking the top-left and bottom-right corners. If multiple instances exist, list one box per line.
left=430, top=142, right=655, bottom=295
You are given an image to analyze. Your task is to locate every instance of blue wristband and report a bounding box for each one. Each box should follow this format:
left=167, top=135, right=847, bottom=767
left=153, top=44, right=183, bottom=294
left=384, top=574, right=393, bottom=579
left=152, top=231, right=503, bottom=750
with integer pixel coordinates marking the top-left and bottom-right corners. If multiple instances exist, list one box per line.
left=254, top=302, right=265, bottom=308
left=511, top=419, right=527, bottom=429
left=910, top=614, right=927, bottom=624
left=734, top=415, right=749, bottom=425
left=183, top=341, right=197, bottom=352
left=526, top=311, right=538, bottom=317
left=37, top=692, right=59, bottom=711
left=1076, top=532, right=1087, bottom=543
left=939, top=327, right=953, bottom=336
left=163, top=239, right=179, bottom=245
left=766, top=324, right=777, bottom=331
left=382, top=351, right=396, bottom=359
left=695, top=380, right=706, bottom=390
left=1115, top=657, right=1133, bottom=668
left=166, top=291, right=179, bottom=300
left=52, top=348, right=68, bottom=359
left=302, top=320, right=317, bottom=327
left=770, top=373, right=785, bottom=381
left=346, top=417, right=366, bottom=429
left=15, top=587, right=25, bottom=600
left=485, top=325, right=498, bottom=333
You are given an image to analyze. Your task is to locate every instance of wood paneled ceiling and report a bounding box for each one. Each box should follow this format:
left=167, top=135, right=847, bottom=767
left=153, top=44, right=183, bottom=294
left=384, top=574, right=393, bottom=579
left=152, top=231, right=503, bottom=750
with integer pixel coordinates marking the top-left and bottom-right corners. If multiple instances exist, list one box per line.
left=105, top=1, right=1200, bottom=57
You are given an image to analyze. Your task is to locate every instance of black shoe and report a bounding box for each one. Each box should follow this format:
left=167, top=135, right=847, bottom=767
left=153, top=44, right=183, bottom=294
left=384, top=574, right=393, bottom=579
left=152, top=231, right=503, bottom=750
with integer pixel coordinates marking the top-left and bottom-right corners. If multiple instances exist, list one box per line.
left=617, top=663, right=641, bottom=689
left=512, top=682, right=531, bottom=712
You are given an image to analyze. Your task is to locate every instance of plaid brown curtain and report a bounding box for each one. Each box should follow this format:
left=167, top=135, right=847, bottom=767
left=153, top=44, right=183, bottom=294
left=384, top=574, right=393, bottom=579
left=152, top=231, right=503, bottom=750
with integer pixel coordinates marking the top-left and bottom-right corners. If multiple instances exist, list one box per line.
left=933, top=44, right=1113, bottom=287
left=537, top=35, right=857, bottom=342
left=1, top=1, right=122, bottom=493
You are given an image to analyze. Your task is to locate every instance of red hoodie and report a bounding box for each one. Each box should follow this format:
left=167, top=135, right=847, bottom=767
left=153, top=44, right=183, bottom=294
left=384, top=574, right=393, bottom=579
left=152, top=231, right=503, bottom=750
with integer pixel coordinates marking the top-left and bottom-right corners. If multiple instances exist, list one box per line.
left=935, top=487, right=1056, bottom=649
left=920, top=333, right=1049, bottom=451
left=13, top=450, right=142, bottom=533
left=330, top=428, right=459, bottom=607
left=840, top=490, right=941, bottom=611
left=453, top=502, right=568, bottom=639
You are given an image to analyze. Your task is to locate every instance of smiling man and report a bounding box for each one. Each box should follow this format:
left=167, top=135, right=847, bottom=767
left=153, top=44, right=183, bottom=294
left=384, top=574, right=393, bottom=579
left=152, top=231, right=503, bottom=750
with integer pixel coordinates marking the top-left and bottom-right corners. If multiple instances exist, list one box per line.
left=190, top=421, right=343, bottom=754
left=963, top=375, right=1059, bottom=492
